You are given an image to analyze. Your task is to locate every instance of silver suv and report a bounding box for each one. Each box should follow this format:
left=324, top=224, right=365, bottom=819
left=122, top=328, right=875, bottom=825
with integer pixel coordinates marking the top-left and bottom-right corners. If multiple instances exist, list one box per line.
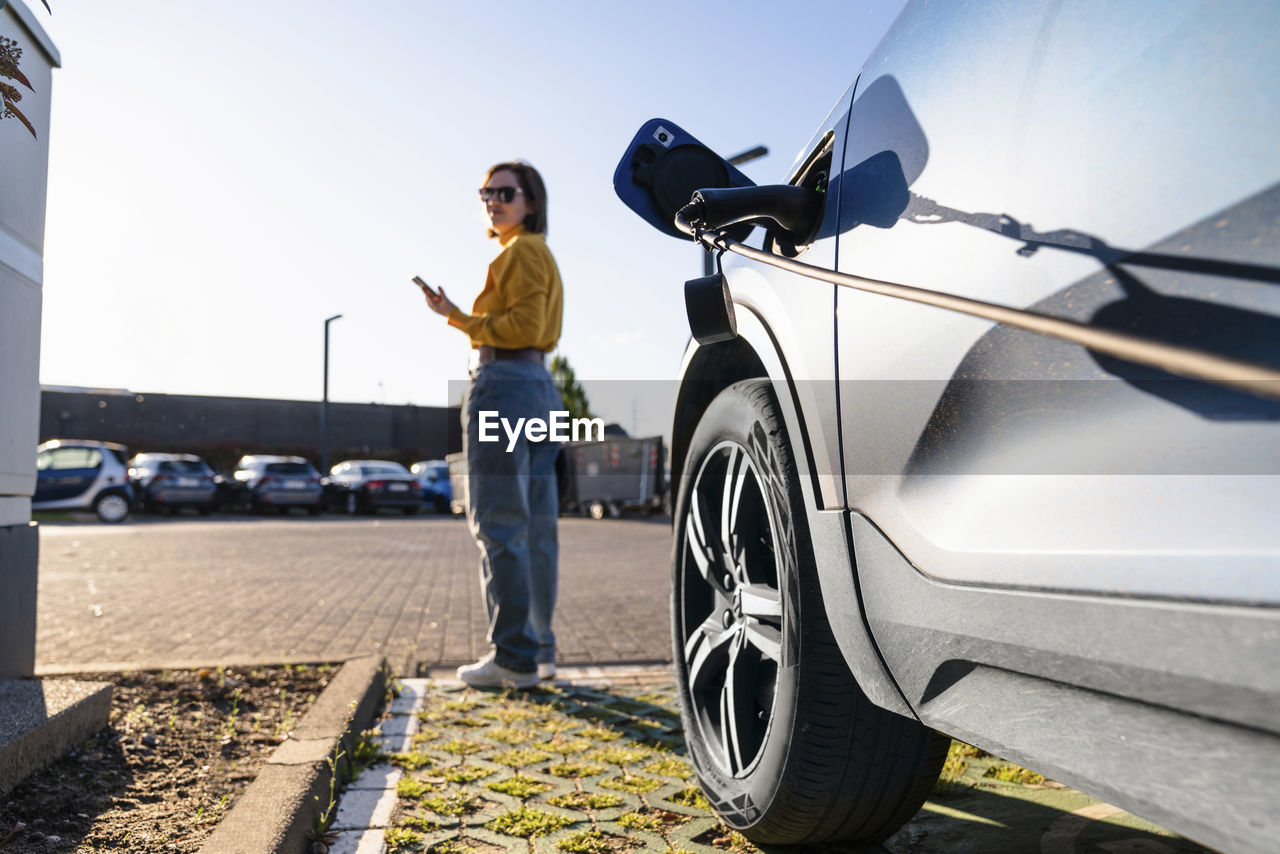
left=613, top=2, right=1279, bottom=852
left=230, top=455, right=323, bottom=515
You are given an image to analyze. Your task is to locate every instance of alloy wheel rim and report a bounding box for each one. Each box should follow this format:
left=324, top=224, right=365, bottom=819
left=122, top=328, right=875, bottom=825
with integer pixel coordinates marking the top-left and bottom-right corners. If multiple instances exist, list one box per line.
left=681, top=440, right=783, bottom=777
left=98, top=494, right=129, bottom=523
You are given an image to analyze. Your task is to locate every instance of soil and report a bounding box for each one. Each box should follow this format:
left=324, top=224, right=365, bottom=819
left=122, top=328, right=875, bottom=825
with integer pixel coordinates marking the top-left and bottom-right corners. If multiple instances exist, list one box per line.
left=0, top=665, right=332, bottom=853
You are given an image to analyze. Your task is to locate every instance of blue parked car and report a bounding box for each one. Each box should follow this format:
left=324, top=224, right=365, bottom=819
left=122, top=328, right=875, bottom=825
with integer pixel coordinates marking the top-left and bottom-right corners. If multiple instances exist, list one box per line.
left=613, top=1, right=1279, bottom=851
left=33, top=439, right=134, bottom=523
left=410, top=460, right=452, bottom=513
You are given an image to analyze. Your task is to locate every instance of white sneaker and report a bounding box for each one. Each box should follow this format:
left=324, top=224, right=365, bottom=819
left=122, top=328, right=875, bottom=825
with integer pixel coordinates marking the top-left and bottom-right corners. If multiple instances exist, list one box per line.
left=456, top=655, right=539, bottom=689
left=537, top=662, right=557, bottom=681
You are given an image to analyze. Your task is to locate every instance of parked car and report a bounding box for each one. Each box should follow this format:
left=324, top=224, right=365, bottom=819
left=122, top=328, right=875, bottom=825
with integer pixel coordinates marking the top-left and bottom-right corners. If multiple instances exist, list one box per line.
left=33, top=439, right=134, bottom=523
left=127, top=453, right=216, bottom=515
left=326, top=460, right=421, bottom=515
left=409, top=460, right=452, bottom=513
left=229, top=455, right=323, bottom=515
left=612, top=3, right=1280, bottom=852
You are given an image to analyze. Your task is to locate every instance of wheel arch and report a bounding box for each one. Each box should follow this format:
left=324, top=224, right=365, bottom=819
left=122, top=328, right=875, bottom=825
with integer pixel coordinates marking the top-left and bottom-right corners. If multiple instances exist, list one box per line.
left=675, top=307, right=917, bottom=720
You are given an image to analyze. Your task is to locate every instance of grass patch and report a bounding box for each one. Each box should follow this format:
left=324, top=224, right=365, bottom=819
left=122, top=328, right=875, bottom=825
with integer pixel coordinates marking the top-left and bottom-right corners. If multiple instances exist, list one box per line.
left=546, top=738, right=595, bottom=756
left=486, top=726, right=534, bottom=744
left=397, top=776, right=440, bottom=800
left=486, top=805, right=575, bottom=838
left=668, top=786, right=712, bottom=811
left=547, top=759, right=605, bottom=778
left=439, top=739, right=486, bottom=756
left=536, top=719, right=581, bottom=733
left=385, top=826, right=424, bottom=851
left=576, top=726, right=622, bottom=741
left=601, top=774, right=664, bottom=794
left=557, top=829, right=634, bottom=853
left=443, top=700, right=484, bottom=712
left=644, top=757, right=693, bottom=780
left=483, top=707, right=541, bottom=723
left=491, top=747, right=553, bottom=768
left=486, top=774, right=552, bottom=799
left=442, top=765, right=494, bottom=784
left=548, top=791, right=624, bottom=810
left=387, top=752, right=435, bottom=770
left=424, top=791, right=484, bottom=816
left=590, top=746, right=651, bottom=766
left=400, top=813, right=441, bottom=833
left=616, top=811, right=663, bottom=833
left=984, top=763, right=1047, bottom=785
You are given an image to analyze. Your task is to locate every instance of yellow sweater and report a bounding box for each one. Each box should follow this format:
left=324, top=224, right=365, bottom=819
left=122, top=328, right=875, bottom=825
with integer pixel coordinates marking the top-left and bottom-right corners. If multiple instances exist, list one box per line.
left=448, top=226, right=563, bottom=351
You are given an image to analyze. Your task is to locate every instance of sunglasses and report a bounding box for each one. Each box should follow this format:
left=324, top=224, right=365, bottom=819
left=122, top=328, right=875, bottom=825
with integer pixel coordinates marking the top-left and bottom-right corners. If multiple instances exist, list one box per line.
left=478, top=186, right=524, bottom=203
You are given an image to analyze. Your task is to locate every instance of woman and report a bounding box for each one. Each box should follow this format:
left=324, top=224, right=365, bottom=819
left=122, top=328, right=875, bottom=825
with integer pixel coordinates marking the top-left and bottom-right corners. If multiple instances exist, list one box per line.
left=422, top=161, right=564, bottom=689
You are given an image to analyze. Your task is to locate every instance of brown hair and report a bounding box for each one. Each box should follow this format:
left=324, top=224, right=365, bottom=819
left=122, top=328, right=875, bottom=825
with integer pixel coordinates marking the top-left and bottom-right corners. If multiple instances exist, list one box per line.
left=484, top=160, right=548, bottom=238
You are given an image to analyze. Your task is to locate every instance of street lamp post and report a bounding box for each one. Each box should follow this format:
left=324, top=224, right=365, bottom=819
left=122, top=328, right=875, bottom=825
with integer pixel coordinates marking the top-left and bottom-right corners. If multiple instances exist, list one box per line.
left=702, top=145, right=769, bottom=276
left=321, top=313, right=343, bottom=473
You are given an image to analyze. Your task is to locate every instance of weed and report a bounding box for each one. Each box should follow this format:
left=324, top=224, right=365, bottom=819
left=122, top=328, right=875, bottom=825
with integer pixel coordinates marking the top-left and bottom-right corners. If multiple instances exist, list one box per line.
left=491, top=747, right=552, bottom=768
left=384, top=826, right=423, bottom=851
left=397, top=777, right=439, bottom=800
left=589, top=746, right=650, bottom=766
left=454, top=717, right=489, bottom=728
left=601, top=774, right=663, bottom=794
left=575, top=726, right=622, bottom=741
left=386, top=752, right=435, bottom=770
left=486, top=726, right=534, bottom=744
left=546, top=738, right=595, bottom=756
left=645, top=757, right=693, bottom=780
left=349, top=728, right=382, bottom=778
left=483, top=707, right=541, bottom=723
left=547, top=759, right=605, bottom=778
left=536, top=719, right=581, bottom=733
left=616, top=811, right=663, bottom=833
left=486, top=774, right=552, bottom=799
left=443, top=700, right=483, bottom=712
left=424, top=791, right=483, bottom=817
left=400, top=813, right=441, bottom=833
left=439, top=739, right=486, bottom=756
left=486, top=805, right=574, bottom=838
left=557, top=829, right=620, bottom=853
left=442, top=765, right=494, bottom=784
left=668, top=786, right=712, bottom=811
left=312, top=747, right=346, bottom=836
left=548, top=791, right=623, bottom=810
left=952, top=740, right=990, bottom=759
left=984, top=763, right=1047, bottom=785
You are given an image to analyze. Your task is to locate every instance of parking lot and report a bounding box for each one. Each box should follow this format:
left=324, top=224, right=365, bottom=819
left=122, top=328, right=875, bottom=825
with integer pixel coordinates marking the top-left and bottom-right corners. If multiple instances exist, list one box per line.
left=33, top=515, right=673, bottom=676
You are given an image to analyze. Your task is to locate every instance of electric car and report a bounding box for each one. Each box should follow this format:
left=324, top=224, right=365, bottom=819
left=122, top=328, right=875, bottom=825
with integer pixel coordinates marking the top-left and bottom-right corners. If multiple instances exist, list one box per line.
left=613, top=2, right=1280, bottom=851
left=33, top=439, right=134, bottom=523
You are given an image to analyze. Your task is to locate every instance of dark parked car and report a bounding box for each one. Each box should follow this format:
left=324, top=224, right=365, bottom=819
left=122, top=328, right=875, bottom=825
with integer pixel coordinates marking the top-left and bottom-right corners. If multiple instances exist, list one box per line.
left=326, top=460, right=422, bottom=515
left=33, top=440, right=134, bottom=523
left=409, top=460, right=452, bottom=513
left=127, top=453, right=216, bottom=515
left=612, top=2, right=1279, bottom=852
left=229, top=455, right=323, bottom=515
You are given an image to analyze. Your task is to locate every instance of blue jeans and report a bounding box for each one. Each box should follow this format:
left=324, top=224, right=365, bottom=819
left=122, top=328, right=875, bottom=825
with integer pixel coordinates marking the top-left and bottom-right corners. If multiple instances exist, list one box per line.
left=461, top=360, right=562, bottom=673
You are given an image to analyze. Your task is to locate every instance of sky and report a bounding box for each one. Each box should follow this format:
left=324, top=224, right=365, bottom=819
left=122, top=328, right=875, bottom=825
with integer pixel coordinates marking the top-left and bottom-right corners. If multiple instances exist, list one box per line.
left=27, top=0, right=907, bottom=438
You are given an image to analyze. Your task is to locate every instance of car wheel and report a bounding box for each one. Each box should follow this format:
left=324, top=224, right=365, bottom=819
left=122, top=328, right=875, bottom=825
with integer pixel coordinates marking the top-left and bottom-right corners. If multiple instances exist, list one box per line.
left=588, top=501, right=606, bottom=520
left=93, top=492, right=131, bottom=524
left=673, top=380, right=947, bottom=845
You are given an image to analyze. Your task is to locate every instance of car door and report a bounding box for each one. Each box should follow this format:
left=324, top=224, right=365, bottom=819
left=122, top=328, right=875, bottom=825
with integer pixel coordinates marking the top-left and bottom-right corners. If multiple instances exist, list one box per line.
left=34, top=447, right=103, bottom=504
left=834, top=0, right=1280, bottom=603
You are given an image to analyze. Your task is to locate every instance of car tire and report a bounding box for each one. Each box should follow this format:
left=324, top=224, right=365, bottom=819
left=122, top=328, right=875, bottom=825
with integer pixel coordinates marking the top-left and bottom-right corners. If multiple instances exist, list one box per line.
left=673, top=380, right=947, bottom=845
left=93, top=491, right=131, bottom=524
left=434, top=495, right=449, bottom=514
left=588, top=501, right=606, bottom=520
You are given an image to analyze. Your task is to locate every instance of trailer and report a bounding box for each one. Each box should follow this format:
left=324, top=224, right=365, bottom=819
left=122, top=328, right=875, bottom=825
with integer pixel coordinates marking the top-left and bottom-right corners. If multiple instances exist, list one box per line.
left=560, top=435, right=666, bottom=519
left=445, top=436, right=667, bottom=519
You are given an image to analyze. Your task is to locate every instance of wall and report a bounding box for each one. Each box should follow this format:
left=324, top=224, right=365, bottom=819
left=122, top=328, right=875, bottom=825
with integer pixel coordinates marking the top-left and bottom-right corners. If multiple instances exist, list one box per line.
left=0, top=0, right=59, bottom=678
left=39, top=388, right=463, bottom=470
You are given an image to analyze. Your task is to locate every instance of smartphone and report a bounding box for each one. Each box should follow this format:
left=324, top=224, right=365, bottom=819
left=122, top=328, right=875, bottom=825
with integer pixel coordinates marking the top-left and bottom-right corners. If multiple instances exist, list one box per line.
left=412, top=275, right=439, bottom=299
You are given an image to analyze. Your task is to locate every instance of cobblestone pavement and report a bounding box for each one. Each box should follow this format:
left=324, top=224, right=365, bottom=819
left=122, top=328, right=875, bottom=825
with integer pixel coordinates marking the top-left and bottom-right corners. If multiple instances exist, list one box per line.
left=329, top=671, right=1209, bottom=854
left=34, top=516, right=672, bottom=676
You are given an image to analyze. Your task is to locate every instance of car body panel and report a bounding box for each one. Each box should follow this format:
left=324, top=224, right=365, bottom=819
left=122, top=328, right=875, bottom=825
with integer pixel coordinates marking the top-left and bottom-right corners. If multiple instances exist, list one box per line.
left=33, top=440, right=133, bottom=513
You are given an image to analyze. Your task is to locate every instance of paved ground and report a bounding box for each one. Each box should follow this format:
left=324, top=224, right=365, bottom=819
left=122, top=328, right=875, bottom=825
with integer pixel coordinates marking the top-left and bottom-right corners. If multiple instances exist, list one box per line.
left=34, top=515, right=672, bottom=677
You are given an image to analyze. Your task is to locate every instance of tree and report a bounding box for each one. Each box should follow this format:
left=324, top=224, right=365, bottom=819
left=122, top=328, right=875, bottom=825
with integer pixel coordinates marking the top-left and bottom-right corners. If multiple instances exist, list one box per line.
left=550, top=354, right=593, bottom=422
left=1, top=1, right=52, bottom=139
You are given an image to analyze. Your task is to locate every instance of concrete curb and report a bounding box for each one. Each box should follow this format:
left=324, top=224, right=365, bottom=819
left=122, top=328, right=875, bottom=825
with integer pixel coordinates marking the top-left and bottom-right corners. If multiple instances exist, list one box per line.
left=198, top=655, right=388, bottom=854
